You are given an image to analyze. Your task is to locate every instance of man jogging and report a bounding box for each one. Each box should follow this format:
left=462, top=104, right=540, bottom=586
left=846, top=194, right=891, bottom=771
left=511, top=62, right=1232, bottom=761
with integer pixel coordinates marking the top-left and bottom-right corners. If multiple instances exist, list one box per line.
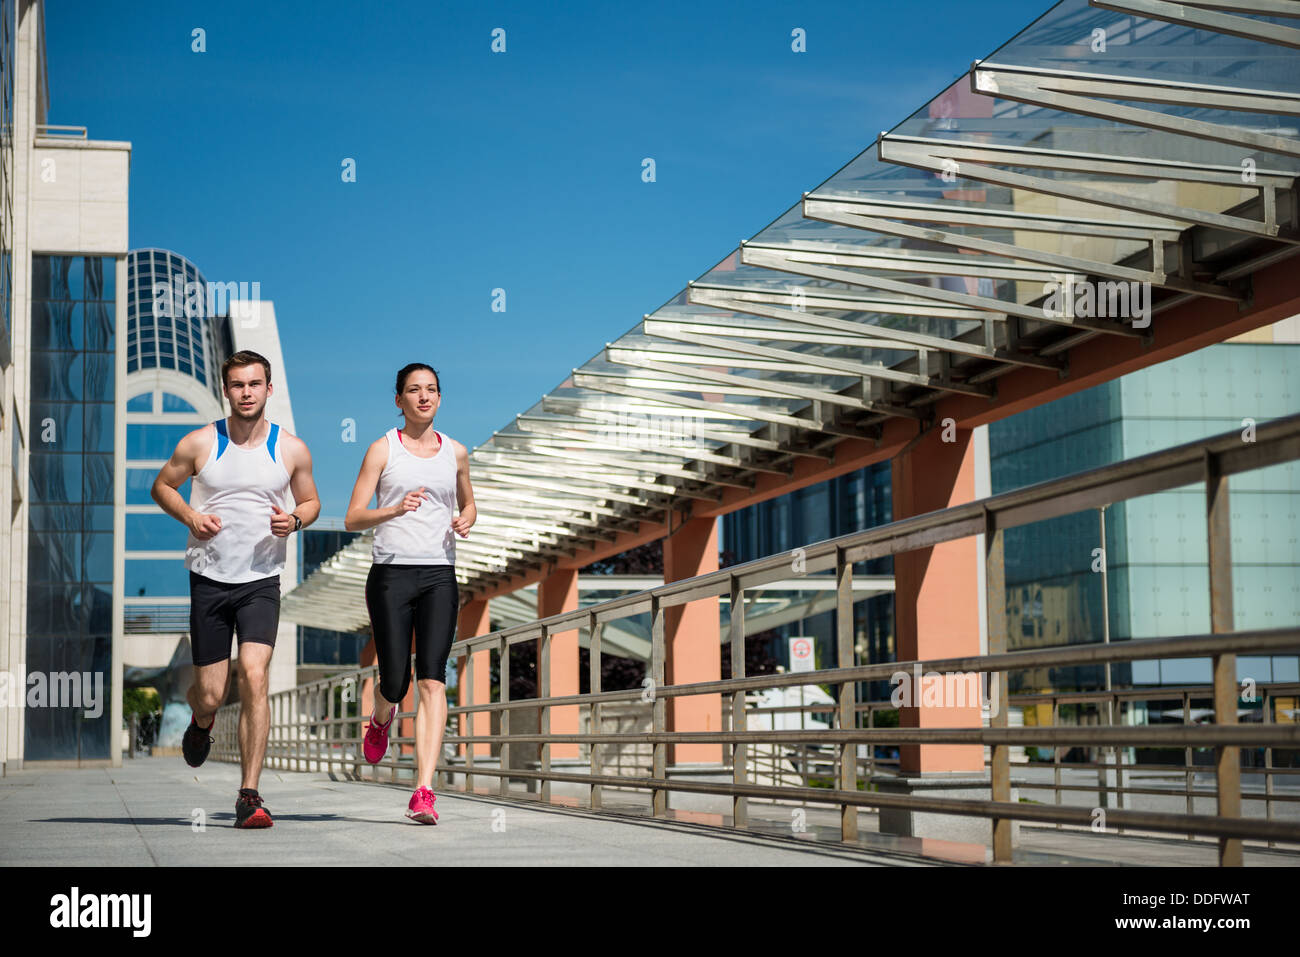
left=151, top=349, right=320, bottom=828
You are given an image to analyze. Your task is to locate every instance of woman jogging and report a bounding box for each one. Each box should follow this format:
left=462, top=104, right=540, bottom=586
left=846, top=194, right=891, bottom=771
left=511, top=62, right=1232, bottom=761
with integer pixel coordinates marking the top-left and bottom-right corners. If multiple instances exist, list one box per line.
left=344, top=363, right=476, bottom=823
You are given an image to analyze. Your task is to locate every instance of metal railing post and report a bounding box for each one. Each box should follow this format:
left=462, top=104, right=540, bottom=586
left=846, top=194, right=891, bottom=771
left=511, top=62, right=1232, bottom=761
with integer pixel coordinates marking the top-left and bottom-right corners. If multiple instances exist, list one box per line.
left=1206, top=451, right=1242, bottom=866
left=499, top=636, right=511, bottom=798
left=651, top=593, right=667, bottom=817
left=1052, top=698, right=1062, bottom=829
left=465, top=649, right=476, bottom=793
left=1263, top=687, right=1275, bottom=848
left=835, top=549, right=858, bottom=842
left=328, top=678, right=337, bottom=777
left=540, top=623, right=551, bottom=804
left=1184, top=690, right=1195, bottom=840
left=986, top=518, right=1012, bottom=863
left=590, top=612, right=604, bottom=810
left=730, top=574, right=748, bottom=828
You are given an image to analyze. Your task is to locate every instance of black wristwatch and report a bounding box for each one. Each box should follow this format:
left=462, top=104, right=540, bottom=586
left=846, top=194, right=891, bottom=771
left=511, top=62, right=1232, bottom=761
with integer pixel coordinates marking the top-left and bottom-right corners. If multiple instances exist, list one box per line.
left=292, top=514, right=303, bottom=533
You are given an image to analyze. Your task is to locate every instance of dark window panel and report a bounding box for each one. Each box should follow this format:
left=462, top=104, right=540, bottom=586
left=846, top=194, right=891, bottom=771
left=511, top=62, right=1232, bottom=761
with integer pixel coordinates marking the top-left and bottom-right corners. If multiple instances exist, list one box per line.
left=84, top=301, right=113, bottom=350
left=85, top=256, right=115, bottom=302
left=23, top=635, right=113, bottom=761
left=125, top=513, right=186, bottom=552
left=27, top=529, right=81, bottom=585
left=29, top=505, right=81, bottom=531
left=87, top=585, right=113, bottom=634
left=160, top=393, right=196, bottom=413
left=83, top=402, right=114, bottom=453
left=83, top=353, right=114, bottom=401
left=83, top=533, right=113, bottom=583
left=126, top=423, right=196, bottom=460
left=30, top=403, right=82, bottom=453
left=82, top=454, right=114, bottom=504
left=83, top=505, right=115, bottom=532
left=124, top=558, right=193, bottom=598
left=31, top=301, right=81, bottom=350
left=29, top=454, right=81, bottom=504
left=30, top=351, right=83, bottom=401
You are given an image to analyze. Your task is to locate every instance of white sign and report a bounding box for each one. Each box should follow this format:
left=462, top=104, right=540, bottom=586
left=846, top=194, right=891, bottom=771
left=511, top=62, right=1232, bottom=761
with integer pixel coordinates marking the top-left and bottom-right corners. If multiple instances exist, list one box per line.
left=788, top=636, right=815, bottom=673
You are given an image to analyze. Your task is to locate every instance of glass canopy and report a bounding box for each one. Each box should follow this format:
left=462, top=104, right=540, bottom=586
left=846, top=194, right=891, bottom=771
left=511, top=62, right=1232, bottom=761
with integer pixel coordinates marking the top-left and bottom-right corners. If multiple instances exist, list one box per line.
left=283, top=0, right=1300, bottom=626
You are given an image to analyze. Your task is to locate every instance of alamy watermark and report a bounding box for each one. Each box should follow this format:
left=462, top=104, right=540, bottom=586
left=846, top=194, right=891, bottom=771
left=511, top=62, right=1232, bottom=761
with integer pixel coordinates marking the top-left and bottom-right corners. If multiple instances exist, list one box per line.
left=1041, top=277, right=1151, bottom=329
left=593, top=411, right=700, bottom=448
left=49, top=887, right=150, bottom=937
left=152, top=271, right=260, bottom=326
left=890, top=662, right=1000, bottom=719
left=0, top=665, right=105, bottom=718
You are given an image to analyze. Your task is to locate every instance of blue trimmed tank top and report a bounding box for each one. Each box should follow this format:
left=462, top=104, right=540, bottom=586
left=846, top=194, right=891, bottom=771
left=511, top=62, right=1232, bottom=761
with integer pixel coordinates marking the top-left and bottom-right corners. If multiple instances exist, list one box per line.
left=184, top=418, right=292, bottom=583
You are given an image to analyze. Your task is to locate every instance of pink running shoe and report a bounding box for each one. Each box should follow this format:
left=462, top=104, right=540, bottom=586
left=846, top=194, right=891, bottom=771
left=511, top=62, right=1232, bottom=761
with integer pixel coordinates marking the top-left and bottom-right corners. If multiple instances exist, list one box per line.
left=362, top=708, right=395, bottom=764
left=407, top=786, right=438, bottom=824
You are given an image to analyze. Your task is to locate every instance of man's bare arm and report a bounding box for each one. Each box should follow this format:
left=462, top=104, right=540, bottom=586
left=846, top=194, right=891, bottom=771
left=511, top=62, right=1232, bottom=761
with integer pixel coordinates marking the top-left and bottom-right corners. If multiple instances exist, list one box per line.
left=151, top=427, right=221, bottom=539
left=272, top=434, right=322, bottom=537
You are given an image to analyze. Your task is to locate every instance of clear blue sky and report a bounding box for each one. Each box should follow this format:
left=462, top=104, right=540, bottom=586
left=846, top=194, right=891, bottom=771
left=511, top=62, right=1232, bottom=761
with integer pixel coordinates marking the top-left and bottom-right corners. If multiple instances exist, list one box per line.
left=47, top=0, right=1048, bottom=516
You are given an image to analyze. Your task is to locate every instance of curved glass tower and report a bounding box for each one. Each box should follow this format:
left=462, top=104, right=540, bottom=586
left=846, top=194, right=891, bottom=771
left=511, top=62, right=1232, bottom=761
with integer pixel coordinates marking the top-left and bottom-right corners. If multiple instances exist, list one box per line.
left=126, top=249, right=231, bottom=402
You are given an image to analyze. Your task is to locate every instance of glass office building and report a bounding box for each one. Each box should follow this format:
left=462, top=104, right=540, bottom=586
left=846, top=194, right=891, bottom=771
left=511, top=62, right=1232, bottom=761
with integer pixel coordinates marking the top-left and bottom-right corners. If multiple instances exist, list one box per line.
left=25, top=255, right=118, bottom=760
left=721, top=338, right=1300, bottom=700
left=991, top=340, right=1300, bottom=693
left=720, top=463, right=894, bottom=673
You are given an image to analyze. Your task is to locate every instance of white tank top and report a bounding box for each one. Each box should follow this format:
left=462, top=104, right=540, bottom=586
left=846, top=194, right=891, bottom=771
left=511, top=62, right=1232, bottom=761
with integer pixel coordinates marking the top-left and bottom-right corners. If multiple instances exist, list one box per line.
left=185, top=419, right=292, bottom=584
left=371, top=427, right=457, bottom=566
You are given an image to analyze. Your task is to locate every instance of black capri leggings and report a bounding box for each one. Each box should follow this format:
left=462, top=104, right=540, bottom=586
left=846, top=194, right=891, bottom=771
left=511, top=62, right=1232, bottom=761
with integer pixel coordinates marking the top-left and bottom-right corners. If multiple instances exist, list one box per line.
left=364, top=563, right=459, bottom=702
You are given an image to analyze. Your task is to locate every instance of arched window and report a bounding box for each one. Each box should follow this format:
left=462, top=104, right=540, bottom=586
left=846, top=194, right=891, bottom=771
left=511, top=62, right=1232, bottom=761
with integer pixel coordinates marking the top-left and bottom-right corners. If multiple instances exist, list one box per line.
left=161, top=393, right=197, bottom=413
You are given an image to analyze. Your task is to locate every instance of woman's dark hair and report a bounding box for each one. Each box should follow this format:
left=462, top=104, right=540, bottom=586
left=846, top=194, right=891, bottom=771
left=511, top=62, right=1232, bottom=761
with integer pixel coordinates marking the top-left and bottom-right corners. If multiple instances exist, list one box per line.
left=395, top=363, right=440, bottom=396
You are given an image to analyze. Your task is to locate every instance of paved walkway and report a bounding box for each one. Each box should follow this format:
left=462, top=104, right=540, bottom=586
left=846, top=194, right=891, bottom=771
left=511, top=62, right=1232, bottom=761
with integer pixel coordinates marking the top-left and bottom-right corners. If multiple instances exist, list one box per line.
left=0, top=758, right=913, bottom=867
left=3, top=757, right=1297, bottom=866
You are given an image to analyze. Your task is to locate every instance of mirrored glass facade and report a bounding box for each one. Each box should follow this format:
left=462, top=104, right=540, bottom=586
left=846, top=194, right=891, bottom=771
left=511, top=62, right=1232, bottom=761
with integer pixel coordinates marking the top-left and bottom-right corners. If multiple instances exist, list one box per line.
left=991, top=342, right=1300, bottom=692
left=26, top=255, right=116, bottom=760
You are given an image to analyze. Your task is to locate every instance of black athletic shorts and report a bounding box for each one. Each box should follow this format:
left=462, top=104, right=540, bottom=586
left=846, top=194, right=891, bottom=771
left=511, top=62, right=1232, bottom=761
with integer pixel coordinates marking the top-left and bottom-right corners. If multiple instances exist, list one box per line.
left=189, top=571, right=281, bottom=667
left=364, top=563, right=459, bottom=701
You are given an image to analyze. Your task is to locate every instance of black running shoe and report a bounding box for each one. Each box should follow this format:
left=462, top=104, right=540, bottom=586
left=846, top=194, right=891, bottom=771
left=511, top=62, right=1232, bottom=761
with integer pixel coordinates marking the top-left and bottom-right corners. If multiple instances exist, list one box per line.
left=182, top=715, right=213, bottom=768
left=234, top=788, right=273, bottom=829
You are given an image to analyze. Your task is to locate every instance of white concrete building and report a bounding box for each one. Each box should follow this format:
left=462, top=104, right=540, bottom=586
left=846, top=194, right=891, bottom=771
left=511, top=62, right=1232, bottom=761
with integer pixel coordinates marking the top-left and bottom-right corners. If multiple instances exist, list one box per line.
left=1, top=0, right=130, bottom=770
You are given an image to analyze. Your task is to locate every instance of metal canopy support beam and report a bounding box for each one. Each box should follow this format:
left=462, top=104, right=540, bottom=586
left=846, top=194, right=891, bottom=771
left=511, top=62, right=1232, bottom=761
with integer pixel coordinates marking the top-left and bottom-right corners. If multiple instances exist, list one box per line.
left=511, top=415, right=792, bottom=476
left=748, top=240, right=1071, bottom=284
left=801, top=196, right=1240, bottom=301
left=681, top=295, right=1061, bottom=375
left=691, top=280, right=989, bottom=320
left=740, top=243, right=1145, bottom=337
left=1091, top=0, right=1300, bottom=48
left=642, top=320, right=994, bottom=398
left=801, top=193, right=1182, bottom=241
left=572, top=371, right=875, bottom=439
left=555, top=403, right=824, bottom=458
left=603, top=349, right=924, bottom=420
left=878, top=135, right=1298, bottom=244
left=974, top=61, right=1300, bottom=158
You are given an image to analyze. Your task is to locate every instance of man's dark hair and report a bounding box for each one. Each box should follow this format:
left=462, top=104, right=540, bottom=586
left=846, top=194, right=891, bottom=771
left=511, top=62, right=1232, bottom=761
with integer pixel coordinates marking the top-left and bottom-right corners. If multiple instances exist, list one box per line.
left=222, top=350, right=272, bottom=388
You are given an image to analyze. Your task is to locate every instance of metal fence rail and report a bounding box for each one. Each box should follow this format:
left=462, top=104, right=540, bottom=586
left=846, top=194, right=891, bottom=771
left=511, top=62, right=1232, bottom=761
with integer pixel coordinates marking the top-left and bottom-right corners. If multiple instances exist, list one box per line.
left=215, top=413, right=1300, bottom=864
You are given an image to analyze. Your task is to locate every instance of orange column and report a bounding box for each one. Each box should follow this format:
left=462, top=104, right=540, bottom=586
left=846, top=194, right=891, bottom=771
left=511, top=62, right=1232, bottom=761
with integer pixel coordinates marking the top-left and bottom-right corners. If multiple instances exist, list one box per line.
left=537, top=568, right=580, bottom=760
left=456, top=598, right=491, bottom=759
left=891, top=426, right=984, bottom=774
left=663, top=515, right=722, bottom=765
